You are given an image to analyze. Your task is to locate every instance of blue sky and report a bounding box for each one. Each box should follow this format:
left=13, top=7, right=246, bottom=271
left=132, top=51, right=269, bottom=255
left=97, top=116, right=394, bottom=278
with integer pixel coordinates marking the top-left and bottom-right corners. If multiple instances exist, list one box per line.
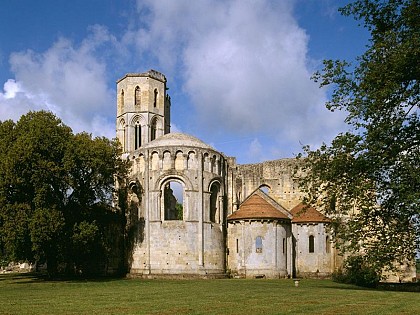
left=0, top=0, right=369, bottom=164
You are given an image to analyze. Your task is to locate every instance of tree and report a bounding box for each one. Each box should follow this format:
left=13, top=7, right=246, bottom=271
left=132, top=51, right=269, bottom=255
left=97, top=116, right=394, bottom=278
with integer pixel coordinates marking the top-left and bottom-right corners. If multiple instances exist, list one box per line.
left=299, top=0, right=419, bottom=275
left=0, top=111, right=129, bottom=276
left=29, top=208, right=65, bottom=276
left=0, top=112, right=71, bottom=270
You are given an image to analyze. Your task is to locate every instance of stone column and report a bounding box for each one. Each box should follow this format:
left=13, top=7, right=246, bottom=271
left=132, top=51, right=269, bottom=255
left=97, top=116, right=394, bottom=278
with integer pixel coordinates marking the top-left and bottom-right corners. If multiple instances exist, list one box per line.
left=288, top=225, right=293, bottom=277
left=218, top=196, right=223, bottom=224
left=274, top=222, right=278, bottom=269
left=183, top=153, right=188, bottom=170
left=198, top=152, right=204, bottom=267
left=241, top=222, right=246, bottom=268
left=144, top=149, right=151, bottom=274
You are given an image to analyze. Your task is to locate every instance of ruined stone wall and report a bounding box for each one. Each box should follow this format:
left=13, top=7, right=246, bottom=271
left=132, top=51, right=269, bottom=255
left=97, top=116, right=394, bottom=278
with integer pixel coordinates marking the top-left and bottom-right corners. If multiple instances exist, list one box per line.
left=227, top=158, right=304, bottom=215
left=128, top=141, right=227, bottom=276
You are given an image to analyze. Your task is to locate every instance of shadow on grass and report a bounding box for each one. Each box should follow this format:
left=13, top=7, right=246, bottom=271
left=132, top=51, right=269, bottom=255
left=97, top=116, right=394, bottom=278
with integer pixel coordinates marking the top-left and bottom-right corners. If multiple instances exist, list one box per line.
left=322, top=284, right=376, bottom=291
left=0, top=272, right=43, bottom=283
left=323, top=281, right=420, bottom=292
left=3, top=273, right=418, bottom=292
left=378, top=282, right=420, bottom=293
left=0, top=272, right=127, bottom=284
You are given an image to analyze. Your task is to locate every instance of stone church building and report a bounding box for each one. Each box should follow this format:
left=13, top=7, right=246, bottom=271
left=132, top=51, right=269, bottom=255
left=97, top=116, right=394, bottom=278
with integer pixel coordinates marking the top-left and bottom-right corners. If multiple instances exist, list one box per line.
left=116, top=70, right=341, bottom=279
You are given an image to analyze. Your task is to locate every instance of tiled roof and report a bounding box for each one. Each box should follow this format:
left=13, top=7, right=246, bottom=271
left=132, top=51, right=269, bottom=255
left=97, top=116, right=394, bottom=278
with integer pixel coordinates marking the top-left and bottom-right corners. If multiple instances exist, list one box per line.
left=290, top=203, right=330, bottom=223
left=227, top=190, right=291, bottom=221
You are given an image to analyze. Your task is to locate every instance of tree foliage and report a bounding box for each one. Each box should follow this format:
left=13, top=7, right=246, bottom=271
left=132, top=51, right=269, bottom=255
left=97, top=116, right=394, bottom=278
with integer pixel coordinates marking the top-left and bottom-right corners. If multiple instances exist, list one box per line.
left=333, top=255, right=381, bottom=288
left=0, top=111, right=129, bottom=276
left=299, top=0, right=419, bottom=273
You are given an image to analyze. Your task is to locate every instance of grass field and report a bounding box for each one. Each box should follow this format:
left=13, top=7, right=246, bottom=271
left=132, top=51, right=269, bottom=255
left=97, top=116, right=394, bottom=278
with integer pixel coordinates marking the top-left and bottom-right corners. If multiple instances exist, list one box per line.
left=0, top=273, right=418, bottom=315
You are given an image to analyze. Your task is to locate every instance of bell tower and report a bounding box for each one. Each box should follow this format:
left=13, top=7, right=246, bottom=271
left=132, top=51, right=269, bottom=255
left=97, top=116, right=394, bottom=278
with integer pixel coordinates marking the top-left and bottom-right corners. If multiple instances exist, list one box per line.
left=116, top=70, right=171, bottom=153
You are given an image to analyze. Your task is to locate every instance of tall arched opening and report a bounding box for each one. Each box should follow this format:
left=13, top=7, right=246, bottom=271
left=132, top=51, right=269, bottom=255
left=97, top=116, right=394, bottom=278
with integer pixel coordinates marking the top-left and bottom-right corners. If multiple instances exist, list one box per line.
left=163, top=180, right=184, bottom=220
left=210, top=182, right=221, bottom=223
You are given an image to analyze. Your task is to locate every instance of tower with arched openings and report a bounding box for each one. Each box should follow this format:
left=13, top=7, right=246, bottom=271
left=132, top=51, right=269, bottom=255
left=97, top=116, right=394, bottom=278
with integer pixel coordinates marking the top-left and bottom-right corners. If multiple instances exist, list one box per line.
left=116, top=70, right=171, bottom=154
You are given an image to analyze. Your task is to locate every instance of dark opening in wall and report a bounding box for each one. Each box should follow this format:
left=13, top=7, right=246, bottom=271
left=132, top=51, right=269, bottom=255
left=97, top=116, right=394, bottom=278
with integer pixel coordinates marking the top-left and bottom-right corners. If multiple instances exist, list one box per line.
left=309, top=235, right=315, bottom=253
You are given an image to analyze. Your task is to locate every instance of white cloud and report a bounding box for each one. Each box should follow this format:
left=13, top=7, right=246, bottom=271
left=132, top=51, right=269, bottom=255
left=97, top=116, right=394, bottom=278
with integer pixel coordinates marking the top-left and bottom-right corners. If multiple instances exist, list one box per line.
left=0, top=79, right=45, bottom=121
left=247, top=138, right=264, bottom=162
left=0, top=26, right=117, bottom=138
left=130, top=0, right=347, bottom=157
left=3, top=79, right=21, bottom=99
left=0, top=0, right=348, bottom=162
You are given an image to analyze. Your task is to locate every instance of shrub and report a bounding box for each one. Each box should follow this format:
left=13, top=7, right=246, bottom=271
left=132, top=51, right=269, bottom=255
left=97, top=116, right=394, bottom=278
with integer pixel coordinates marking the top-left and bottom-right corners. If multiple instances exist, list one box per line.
left=0, top=257, right=9, bottom=268
left=333, top=255, right=381, bottom=288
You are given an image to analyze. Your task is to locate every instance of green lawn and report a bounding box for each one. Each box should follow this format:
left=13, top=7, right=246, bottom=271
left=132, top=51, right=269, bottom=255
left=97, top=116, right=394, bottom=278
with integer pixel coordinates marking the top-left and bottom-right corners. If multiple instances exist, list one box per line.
left=0, top=273, right=418, bottom=315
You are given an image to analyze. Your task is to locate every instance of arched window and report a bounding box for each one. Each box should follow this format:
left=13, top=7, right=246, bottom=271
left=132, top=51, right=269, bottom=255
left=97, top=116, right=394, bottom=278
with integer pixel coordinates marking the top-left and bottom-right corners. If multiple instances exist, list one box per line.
left=209, top=183, right=220, bottom=223
left=256, top=236, right=262, bottom=253
left=187, top=151, right=196, bottom=169
left=134, top=120, right=141, bottom=149
left=153, top=89, right=158, bottom=107
left=164, top=181, right=183, bottom=220
left=326, top=236, right=331, bottom=253
left=162, top=151, right=171, bottom=171
left=118, top=89, right=124, bottom=112
left=150, top=117, right=157, bottom=141
left=119, top=119, right=126, bottom=152
left=309, top=235, right=315, bottom=253
left=151, top=152, right=159, bottom=170
left=203, top=153, right=210, bottom=171
left=135, top=86, right=141, bottom=106
left=283, top=238, right=286, bottom=254
left=210, top=155, right=216, bottom=173
left=259, top=185, right=270, bottom=195
left=175, top=151, right=184, bottom=170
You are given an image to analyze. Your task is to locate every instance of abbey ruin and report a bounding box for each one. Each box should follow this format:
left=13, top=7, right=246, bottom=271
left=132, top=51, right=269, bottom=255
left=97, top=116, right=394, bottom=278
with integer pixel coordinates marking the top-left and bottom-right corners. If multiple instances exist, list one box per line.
left=115, top=70, right=413, bottom=280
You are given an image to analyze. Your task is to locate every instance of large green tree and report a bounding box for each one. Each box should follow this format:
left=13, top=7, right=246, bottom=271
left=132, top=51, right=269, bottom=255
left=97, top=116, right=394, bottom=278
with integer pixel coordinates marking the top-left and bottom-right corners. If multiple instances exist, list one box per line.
left=0, top=111, right=129, bottom=276
left=299, top=0, right=419, bottom=274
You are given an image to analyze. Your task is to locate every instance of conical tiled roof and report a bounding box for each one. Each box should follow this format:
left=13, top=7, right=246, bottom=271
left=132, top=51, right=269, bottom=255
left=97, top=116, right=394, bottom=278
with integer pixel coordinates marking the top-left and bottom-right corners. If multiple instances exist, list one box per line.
left=227, top=190, right=291, bottom=221
left=290, top=203, right=330, bottom=223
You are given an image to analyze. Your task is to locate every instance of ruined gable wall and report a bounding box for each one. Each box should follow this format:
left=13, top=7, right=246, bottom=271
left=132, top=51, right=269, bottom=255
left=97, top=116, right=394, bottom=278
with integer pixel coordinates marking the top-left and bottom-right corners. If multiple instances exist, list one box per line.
left=228, top=158, right=304, bottom=213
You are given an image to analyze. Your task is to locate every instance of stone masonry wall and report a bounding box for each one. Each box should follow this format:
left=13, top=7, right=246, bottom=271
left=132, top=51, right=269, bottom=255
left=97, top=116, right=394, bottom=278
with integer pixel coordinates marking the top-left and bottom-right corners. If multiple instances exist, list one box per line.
left=227, top=158, right=304, bottom=215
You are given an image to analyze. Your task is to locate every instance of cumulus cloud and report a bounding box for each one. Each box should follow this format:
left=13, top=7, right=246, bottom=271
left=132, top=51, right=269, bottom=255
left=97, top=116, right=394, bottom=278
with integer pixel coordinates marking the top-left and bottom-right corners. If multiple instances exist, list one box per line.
left=0, top=79, right=46, bottom=120
left=247, top=138, right=264, bottom=162
left=0, top=0, right=347, bottom=162
left=130, top=0, right=347, bottom=158
left=0, top=26, right=117, bottom=138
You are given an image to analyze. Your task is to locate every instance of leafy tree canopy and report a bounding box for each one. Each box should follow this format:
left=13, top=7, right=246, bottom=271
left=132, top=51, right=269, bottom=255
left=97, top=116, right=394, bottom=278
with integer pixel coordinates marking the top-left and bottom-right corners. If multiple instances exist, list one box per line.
left=0, top=111, right=129, bottom=276
left=299, top=0, right=419, bottom=273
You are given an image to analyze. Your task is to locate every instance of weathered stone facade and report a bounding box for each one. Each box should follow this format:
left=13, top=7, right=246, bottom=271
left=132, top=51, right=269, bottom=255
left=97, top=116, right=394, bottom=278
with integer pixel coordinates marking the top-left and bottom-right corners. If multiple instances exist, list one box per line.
left=126, top=133, right=226, bottom=276
left=117, top=70, right=339, bottom=279
left=227, top=158, right=304, bottom=213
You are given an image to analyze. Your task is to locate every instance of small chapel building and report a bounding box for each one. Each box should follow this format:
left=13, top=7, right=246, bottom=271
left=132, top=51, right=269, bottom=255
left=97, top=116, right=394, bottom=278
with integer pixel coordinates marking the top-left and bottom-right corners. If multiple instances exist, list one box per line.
left=116, top=70, right=341, bottom=278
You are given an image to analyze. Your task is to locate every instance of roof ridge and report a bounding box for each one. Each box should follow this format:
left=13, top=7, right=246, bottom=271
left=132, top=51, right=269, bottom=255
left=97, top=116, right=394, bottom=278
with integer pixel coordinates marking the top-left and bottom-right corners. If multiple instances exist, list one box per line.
left=227, top=189, right=291, bottom=221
